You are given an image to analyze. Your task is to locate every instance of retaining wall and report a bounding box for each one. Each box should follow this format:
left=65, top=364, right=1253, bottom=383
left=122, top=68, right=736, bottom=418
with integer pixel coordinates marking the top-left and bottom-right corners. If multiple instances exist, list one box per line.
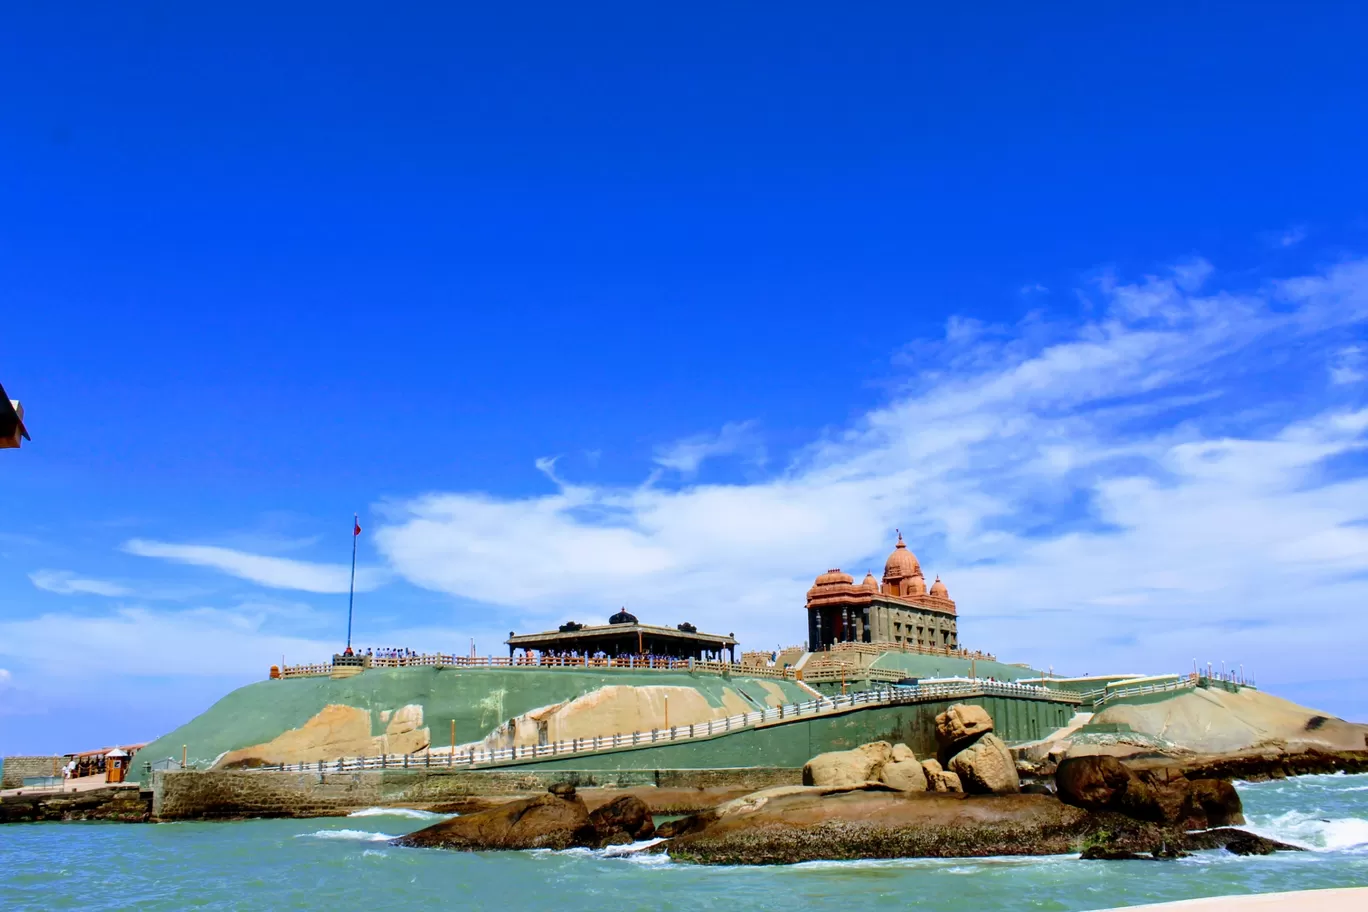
left=1, top=755, right=64, bottom=789
left=490, top=693, right=1073, bottom=772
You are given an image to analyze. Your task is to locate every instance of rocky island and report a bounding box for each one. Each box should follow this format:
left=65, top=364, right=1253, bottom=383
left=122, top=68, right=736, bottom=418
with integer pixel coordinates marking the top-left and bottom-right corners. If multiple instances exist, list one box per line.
left=394, top=702, right=1317, bottom=864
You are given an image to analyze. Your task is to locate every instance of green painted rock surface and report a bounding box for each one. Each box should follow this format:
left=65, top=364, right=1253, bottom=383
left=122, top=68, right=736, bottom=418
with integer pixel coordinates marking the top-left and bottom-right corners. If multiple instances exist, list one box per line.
left=132, top=667, right=813, bottom=781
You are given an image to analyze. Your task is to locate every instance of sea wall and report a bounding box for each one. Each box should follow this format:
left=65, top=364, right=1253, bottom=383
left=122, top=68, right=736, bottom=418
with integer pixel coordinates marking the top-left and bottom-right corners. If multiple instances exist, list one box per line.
left=488, top=693, right=1075, bottom=772
left=1, top=755, right=64, bottom=789
left=151, top=767, right=800, bottom=820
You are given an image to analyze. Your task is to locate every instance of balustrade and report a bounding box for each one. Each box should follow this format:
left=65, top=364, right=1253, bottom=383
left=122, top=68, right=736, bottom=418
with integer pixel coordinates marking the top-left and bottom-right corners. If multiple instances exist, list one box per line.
left=254, top=678, right=1080, bottom=774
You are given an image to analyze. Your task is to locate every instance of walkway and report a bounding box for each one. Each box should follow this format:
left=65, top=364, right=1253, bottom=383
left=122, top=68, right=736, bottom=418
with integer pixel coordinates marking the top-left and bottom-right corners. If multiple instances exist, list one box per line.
left=252, top=677, right=1080, bottom=774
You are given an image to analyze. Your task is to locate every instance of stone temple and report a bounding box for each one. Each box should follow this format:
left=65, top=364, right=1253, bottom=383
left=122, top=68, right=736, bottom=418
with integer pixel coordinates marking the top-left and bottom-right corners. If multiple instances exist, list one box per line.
left=806, top=533, right=958, bottom=651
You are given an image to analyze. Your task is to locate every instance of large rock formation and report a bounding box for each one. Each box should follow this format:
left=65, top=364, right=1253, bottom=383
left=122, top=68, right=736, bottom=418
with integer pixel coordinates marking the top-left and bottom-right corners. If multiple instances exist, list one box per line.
left=880, top=743, right=928, bottom=791
left=881, top=759, right=929, bottom=792
left=920, top=758, right=962, bottom=792
left=656, top=788, right=1172, bottom=865
left=392, top=784, right=651, bottom=851
left=479, top=685, right=757, bottom=752
left=586, top=794, right=655, bottom=845
left=217, top=703, right=429, bottom=768
left=931, top=704, right=1019, bottom=794
left=936, top=704, right=994, bottom=749
left=949, top=733, right=1020, bottom=794
left=802, top=741, right=894, bottom=786
left=1089, top=688, right=1368, bottom=756
left=1055, top=756, right=1243, bottom=829
left=801, top=741, right=934, bottom=791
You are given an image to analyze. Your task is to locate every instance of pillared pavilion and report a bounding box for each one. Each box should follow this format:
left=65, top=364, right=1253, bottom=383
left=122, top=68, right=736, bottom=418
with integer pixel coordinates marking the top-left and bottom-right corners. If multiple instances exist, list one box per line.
left=806, top=533, right=958, bottom=651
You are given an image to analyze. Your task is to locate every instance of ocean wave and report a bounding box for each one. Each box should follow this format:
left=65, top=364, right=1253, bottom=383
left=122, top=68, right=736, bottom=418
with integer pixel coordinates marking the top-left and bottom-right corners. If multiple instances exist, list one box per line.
left=296, top=828, right=397, bottom=842
left=1245, top=811, right=1368, bottom=852
left=601, top=837, right=669, bottom=859
left=532, top=839, right=672, bottom=864
left=347, top=807, right=447, bottom=820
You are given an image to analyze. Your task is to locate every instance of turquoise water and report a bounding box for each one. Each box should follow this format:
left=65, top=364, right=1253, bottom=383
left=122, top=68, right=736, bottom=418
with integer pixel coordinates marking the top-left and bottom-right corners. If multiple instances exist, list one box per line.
left=2, top=775, right=1365, bottom=911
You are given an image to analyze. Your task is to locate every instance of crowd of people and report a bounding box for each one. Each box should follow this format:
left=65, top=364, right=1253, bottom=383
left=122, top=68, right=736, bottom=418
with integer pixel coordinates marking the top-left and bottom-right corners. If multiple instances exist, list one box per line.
left=338, top=646, right=419, bottom=660
left=366, top=647, right=416, bottom=659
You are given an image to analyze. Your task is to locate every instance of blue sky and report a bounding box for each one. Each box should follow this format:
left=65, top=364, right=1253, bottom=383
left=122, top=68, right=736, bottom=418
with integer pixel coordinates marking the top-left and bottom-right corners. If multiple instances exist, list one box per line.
left=3, top=3, right=1368, bottom=754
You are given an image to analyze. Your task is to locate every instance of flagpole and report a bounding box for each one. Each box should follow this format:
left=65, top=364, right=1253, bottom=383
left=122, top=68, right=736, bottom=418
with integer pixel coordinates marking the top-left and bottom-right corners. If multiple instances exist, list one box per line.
left=347, top=513, right=358, bottom=651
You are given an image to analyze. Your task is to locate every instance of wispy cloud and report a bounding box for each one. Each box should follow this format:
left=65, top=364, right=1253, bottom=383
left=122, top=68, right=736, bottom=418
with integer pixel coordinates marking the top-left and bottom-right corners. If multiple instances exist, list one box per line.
left=0, top=668, right=11, bottom=688
left=374, top=256, right=1368, bottom=702
left=1331, top=346, right=1365, bottom=385
left=653, top=420, right=764, bottom=476
left=122, top=540, right=387, bottom=594
left=0, top=606, right=336, bottom=677
left=29, top=570, right=133, bottom=597
left=1276, top=224, right=1309, bottom=248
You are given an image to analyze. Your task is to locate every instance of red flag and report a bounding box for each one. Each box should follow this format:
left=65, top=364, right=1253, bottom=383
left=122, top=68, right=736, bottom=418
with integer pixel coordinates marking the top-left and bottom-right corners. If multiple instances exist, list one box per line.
left=354, top=519, right=362, bottom=536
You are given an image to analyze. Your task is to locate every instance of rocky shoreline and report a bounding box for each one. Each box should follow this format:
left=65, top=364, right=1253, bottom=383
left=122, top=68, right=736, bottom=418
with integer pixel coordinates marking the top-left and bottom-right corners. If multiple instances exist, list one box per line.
left=394, top=702, right=1340, bottom=865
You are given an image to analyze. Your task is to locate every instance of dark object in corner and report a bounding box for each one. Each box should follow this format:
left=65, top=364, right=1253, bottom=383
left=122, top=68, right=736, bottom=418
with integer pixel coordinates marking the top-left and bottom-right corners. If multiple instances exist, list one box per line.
left=0, top=381, right=30, bottom=449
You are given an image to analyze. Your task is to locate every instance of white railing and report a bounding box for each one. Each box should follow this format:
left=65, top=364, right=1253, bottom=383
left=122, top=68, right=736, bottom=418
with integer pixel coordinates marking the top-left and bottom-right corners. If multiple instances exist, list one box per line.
left=277, top=653, right=796, bottom=680
left=1081, top=675, right=1196, bottom=707
left=1082, top=673, right=1254, bottom=708
left=249, top=679, right=1081, bottom=774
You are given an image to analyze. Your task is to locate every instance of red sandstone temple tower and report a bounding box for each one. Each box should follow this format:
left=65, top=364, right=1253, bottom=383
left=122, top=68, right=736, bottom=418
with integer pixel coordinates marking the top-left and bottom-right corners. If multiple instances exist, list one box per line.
left=805, top=533, right=958, bottom=651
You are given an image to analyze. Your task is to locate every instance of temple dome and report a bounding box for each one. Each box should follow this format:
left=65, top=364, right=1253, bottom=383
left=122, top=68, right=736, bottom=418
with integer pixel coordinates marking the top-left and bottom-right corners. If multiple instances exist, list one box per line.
left=930, top=576, right=948, bottom=598
left=861, top=572, right=879, bottom=590
left=814, top=568, right=854, bottom=586
left=883, top=533, right=922, bottom=581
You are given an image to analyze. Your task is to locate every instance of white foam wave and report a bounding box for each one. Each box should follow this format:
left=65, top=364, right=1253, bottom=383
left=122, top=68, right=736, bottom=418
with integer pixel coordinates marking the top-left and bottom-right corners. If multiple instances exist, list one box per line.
left=1246, top=811, right=1368, bottom=852
left=533, top=839, right=672, bottom=864
left=297, top=828, right=396, bottom=842
left=601, top=837, right=668, bottom=858
left=347, top=807, right=446, bottom=820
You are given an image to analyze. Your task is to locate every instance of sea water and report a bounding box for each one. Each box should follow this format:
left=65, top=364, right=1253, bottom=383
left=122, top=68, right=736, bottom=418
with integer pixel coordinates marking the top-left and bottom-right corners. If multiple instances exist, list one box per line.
left=1, top=774, right=1365, bottom=911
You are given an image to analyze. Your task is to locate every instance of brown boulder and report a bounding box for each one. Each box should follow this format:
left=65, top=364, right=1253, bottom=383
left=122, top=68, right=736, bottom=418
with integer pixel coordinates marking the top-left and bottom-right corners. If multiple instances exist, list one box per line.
left=928, top=769, right=963, bottom=792
left=1057, top=757, right=1243, bottom=829
left=949, top=733, right=1020, bottom=794
left=935, top=704, right=994, bottom=749
left=656, top=810, right=718, bottom=838
left=587, top=795, right=656, bottom=845
left=393, top=787, right=593, bottom=851
left=803, top=742, right=894, bottom=786
left=891, top=743, right=917, bottom=763
left=1056, top=755, right=1133, bottom=810
left=880, top=759, right=928, bottom=792
left=1188, top=779, right=1244, bottom=828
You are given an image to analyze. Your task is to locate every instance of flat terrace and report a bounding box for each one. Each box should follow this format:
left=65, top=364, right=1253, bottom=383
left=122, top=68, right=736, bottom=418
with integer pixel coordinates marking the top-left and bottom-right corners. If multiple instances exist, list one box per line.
left=273, top=639, right=1005, bottom=682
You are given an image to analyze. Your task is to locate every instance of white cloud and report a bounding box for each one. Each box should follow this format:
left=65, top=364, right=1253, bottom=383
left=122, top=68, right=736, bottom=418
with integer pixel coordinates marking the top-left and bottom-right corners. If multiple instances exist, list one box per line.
left=122, top=540, right=387, bottom=594
left=0, top=606, right=335, bottom=678
left=29, top=569, right=133, bottom=597
left=374, top=257, right=1368, bottom=708
left=0, top=668, right=11, bottom=688
left=1279, top=225, right=1308, bottom=248
left=1331, top=346, right=1365, bottom=385
left=653, top=421, right=764, bottom=476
